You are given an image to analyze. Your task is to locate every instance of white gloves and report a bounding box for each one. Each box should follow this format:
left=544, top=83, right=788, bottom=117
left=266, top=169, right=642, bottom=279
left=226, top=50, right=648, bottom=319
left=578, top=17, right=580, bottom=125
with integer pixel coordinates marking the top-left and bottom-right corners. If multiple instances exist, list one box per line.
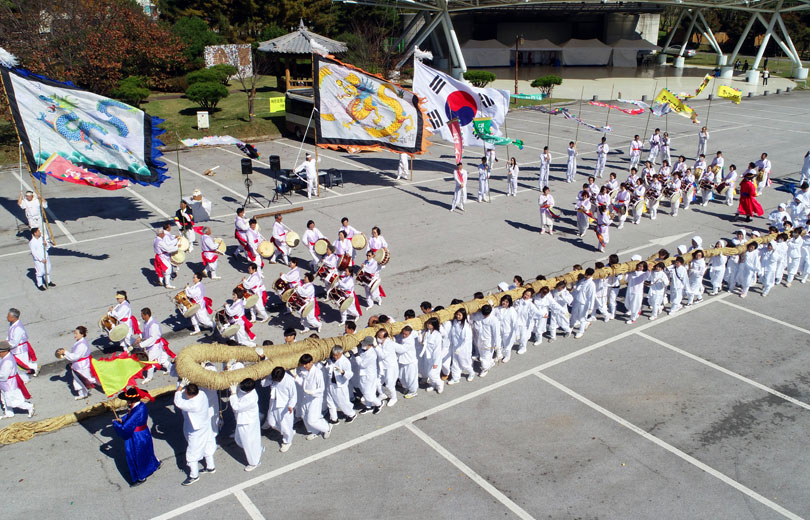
left=181, top=377, right=190, bottom=387
left=255, top=347, right=264, bottom=357
left=230, top=384, right=238, bottom=394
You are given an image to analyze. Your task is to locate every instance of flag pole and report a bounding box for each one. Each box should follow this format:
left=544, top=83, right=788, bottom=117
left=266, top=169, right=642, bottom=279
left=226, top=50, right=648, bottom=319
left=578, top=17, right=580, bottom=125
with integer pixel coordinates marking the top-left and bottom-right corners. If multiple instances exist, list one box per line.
left=311, top=52, right=320, bottom=198
left=574, top=85, right=584, bottom=144
left=18, top=141, right=23, bottom=193
left=175, top=132, right=183, bottom=201
left=604, top=84, right=615, bottom=135
left=642, top=81, right=657, bottom=155
left=410, top=155, right=414, bottom=182
left=546, top=109, right=551, bottom=149
left=704, top=77, right=717, bottom=129
left=665, top=76, right=669, bottom=132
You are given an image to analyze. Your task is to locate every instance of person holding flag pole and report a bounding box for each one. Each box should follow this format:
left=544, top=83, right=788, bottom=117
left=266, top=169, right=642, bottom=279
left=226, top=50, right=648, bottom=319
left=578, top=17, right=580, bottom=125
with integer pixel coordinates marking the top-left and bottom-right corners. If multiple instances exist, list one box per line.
left=450, top=162, right=468, bottom=212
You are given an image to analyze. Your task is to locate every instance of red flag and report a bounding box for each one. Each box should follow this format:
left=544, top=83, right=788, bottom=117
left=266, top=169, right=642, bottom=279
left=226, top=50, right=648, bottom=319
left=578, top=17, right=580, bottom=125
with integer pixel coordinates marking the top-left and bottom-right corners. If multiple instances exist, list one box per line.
left=36, top=153, right=130, bottom=190
left=448, top=118, right=463, bottom=164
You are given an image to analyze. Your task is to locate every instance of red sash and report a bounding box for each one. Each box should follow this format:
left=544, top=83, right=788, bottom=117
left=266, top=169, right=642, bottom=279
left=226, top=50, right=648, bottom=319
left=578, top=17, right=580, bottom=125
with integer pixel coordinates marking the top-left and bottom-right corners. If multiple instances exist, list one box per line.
left=201, top=251, right=218, bottom=265
left=203, top=297, right=213, bottom=314
left=157, top=337, right=176, bottom=359
left=234, top=230, right=249, bottom=249
left=379, top=285, right=387, bottom=298
left=192, top=225, right=205, bottom=235
left=72, top=355, right=97, bottom=388
left=15, top=374, right=31, bottom=400
left=123, top=316, right=141, bottom=335
left=313, top=300, right=321, bottom=322
left=241, top=316, right=256, bottom=339
left=261, top=290, right=268, bottom=306
left=20, top=341, right=37, bottom=363
left=456, top=171, right=464, bottom=185
left=13, top=355, right=32, bottom=371
left=352, top=291, right=363, bottom=316
left=154, top=255, right=168, bottom=279
left=134, top=425, right=148, bottom=433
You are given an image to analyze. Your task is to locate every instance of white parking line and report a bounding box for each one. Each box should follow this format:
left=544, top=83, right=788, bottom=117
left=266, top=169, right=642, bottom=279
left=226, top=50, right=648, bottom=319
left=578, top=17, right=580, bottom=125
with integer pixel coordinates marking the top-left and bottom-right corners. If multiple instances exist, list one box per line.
left=405, top=423, right=535, bottom=520
left=719, top=299, right=810, bottom=336
left=20, top=178, right=77, bottom=243
left=163, top=157, right=264, bottom=206
left=636, top=331, right=810, bottom=412
left=535, top=372, right=803, bottom=520
left=124, top=187, right=170, bottom=218
left=233, top=489, right=266, bottom=520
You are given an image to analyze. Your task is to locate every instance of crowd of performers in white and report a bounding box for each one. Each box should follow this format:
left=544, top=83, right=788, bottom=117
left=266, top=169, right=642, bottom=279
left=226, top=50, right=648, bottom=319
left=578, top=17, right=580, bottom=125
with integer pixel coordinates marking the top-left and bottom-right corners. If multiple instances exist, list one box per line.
left=3, top=127, right=810, bottom=486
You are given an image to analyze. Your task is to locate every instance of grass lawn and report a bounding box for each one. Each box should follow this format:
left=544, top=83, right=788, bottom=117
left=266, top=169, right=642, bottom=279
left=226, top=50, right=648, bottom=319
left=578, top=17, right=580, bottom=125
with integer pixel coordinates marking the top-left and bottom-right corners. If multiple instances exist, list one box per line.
left=682, top=52, right=808, bottom=79
left=511, top=97, right=572, bottom=108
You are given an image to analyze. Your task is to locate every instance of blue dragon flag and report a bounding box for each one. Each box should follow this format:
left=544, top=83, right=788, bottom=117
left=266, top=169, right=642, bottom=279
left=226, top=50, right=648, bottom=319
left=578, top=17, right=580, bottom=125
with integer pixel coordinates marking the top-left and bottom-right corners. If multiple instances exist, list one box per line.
left=0, top=49, right=168, bottom=186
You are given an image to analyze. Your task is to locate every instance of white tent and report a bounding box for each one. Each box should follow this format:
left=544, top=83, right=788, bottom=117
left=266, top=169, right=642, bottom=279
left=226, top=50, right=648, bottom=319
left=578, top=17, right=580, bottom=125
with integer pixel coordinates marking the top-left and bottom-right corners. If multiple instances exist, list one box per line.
left=518, top=39, right=562, bottom=65
left=560, top=38, right=612, bottom=66
left=611, top=38, right=661, bottom=67
left=461, top=39, right=512, bottom=67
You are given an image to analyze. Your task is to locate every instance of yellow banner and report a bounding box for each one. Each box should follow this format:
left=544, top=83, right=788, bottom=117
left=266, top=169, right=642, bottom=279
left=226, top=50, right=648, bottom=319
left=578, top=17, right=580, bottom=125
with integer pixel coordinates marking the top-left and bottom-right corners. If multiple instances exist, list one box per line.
left=654, top=88, right=699, bottom=123
left=269, top=96, right=285, bottom=114
left=717, top=85, right=742, bottom=104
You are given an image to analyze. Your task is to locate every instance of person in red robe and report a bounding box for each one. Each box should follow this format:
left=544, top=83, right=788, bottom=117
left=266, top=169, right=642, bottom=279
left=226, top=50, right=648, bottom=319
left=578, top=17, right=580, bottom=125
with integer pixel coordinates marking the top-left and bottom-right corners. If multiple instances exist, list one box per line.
left=738, top=172, right=763, bottom=222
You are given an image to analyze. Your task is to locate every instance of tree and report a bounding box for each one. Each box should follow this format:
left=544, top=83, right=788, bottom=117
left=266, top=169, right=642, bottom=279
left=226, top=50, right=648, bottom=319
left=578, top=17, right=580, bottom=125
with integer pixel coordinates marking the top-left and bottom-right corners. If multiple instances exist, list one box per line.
left=209, top=64, right=238, bottom=85
left=463, top=70, right=496, bottom=88
left=187, top=65, right=236, bottom=86
left=111, top=76, right=150, bottom=107
left=531, top=75, right=562, bottom=97
left=170, top=16, right=226, bottom=68
left=185, top=82, right=228, bottom=110
left=232, top=44, right=265, bottom=123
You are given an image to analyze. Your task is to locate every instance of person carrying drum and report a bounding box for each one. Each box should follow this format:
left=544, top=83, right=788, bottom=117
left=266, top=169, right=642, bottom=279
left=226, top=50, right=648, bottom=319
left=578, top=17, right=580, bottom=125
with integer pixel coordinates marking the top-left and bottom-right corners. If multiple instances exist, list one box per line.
left=334, top=230, right=353, bottom=268
left=155, top=223, right=179, bottom=289
left=296, top=273, right=321, bottom=333
left=175, top=200, right=196, bottom=253
left=234, top=207, right=250, bottom=259
left=243, top=263, right=269, bottom=323
left=199, top=227, right=222, bottom=280
left=360, top=250, right=386, bottom=310
left=303, top=220, right=326, bottom=271
left=136, top=307, right=174, bottom=384
left=185, top=272, right=214, bottom=336
left=367, top=226, right=388, bottom=269
left=108, top=291, right=140, bottom=351
left=336, top=267, right=362, bottom=326
left=271, top=214, right=290, bottom=265
left=247, top=218, right=266, bottom=271
left=225, top=287, right=256, bottom=347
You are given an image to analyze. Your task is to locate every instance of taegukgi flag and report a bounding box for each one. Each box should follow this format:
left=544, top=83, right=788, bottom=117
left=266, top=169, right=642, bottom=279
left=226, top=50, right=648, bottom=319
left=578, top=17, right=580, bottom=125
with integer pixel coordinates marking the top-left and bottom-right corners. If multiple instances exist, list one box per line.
left=413, top=60, right=509, bottom=148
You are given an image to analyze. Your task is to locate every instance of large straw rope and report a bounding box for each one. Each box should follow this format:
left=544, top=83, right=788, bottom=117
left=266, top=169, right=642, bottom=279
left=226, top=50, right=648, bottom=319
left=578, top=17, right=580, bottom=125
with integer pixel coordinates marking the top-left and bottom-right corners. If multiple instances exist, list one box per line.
left=0, top=234, right=775, bottom=444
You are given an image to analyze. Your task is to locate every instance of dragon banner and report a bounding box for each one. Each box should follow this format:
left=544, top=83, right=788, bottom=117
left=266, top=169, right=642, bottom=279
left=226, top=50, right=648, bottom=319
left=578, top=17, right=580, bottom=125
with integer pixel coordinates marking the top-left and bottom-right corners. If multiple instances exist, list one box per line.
left=677, top=74, right=713, bottom=100
left=532, top=106, right=611, bottom=133
left=653, top=88, right=699, bottom=124
left=717, top=85, right=742, bottom=104
left=0, top=64, right=168, bottom=186
left=314, top=54, right=428, bottom=155
left=588, top=101, right=645, bottom=115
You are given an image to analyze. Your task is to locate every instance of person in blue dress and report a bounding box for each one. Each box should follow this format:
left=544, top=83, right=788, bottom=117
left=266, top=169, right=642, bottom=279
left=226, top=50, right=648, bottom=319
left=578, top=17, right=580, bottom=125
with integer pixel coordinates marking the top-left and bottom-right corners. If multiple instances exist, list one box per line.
left=113, top=387, right=161, bottom=486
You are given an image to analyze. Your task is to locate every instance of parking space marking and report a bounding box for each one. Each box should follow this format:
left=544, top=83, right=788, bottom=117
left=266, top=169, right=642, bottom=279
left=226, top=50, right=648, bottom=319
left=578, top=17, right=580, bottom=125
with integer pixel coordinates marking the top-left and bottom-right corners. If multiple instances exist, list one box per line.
left=719, top=299, right=810, bottom=336
left=163, top=157, right=264, bottom=206
left=20, top=178, right=77, bottom=243
left=535, top=372, right=803, bottom=520
left=233, top=489, right=266, bottom=520
left=124, top=187, right=170, bottom=218
left=636, top=331, right=810, bottom=412
left=405, top=423, right=535, bottom=520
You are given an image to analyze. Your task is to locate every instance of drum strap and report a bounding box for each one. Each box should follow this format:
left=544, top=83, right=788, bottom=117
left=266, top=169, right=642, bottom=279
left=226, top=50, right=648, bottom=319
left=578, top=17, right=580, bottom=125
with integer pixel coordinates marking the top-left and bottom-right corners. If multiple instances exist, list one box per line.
left=13, top=374, right=31, bottom=400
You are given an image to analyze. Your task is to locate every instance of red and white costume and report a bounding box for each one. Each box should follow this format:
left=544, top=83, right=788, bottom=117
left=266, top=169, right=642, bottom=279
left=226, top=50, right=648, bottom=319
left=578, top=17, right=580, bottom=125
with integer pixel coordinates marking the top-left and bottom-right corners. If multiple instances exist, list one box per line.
left=7, top=320, right=36, bottom=380
left=303, top=226, right=326, bottom=270
left=109, top=300, right=140, bottom=349
left=337, top=272, right=362, bottom=324
left=0, top=353, right=33, bottom=417
left=334, top=237, right=353, bottom=267
left=234, top=215, right=250, bottom=257
left=156, top=234, right=178, bottom=287
left=340, top=223, right=360, bottom=262
left=140, top=317, right=175, bottom=383
left=63, top=337, right=97, bottom=398
left=244, top=271, right=269, bottom=321
left=360, top=257, right=386, bottom=309
left=281, top=266, right=302, bottom=288
left=271, top=221, right=289, bottom=265
left=225, top=298, right=256, bottom=347
left=367, top=234, right=388, bottom=269
left=185, top=282, right=214, bottom=333
left=296, top=282, right=321, bottom=331
left=200, top=234, right=220, bottom=279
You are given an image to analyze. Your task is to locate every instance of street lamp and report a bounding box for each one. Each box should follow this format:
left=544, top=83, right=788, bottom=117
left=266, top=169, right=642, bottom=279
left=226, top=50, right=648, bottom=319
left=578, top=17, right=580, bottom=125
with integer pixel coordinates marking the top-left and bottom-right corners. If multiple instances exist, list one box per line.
left=514, top=34, right=524, bottom=98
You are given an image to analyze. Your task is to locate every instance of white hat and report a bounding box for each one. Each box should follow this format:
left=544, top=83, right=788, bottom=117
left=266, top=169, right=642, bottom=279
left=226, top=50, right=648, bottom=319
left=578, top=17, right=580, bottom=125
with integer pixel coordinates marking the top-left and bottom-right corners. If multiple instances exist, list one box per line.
left=306, top=153, right=312, bottom=159
left=778, top=202, right=786, bottom=209
left=677, top=245, right=688, bottom=254
left=228, top=361, right=245, bottom=371
left=630, top=254, right=642, bottom=261
left=497, top=282, right=510, bottom=292
left=735, top=229, right=746, bottom=235
left=691, top=236, right=703, bottom=248
left=192, top=188, right=202, bottom=197
left=203, top=362, right=217, bottom=372
left=716, top=239, right=726, bottom=248
left=751, top=231, right=761, bottom=237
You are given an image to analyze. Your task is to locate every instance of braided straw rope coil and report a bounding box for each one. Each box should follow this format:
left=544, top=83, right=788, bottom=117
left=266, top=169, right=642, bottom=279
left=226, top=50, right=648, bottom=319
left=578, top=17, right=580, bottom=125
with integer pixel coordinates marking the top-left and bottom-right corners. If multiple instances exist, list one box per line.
left=0, top=234, right=774, bottom=443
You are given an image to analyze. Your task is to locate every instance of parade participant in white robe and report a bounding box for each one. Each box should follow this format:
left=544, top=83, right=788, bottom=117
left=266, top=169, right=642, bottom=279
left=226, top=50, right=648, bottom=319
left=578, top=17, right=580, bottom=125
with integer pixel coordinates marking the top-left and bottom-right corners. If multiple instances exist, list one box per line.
left=447, top=309, right=474, bottom=384
left=591, top=262, right=609, bottom=321
left=755, top=152, right=771, bottom=195
left=293, top=153, right=318, bottom=198
left=647, top=129, right=661, bottom=164
left=697, top=127, right=709, bottom=157
left=356, top=337, right=383, bottom=413
left=773, top=233, right=789, bottom=286
left=395, top=327, right=419, bottom=397
left=396, top=152, right=409, bottom=180
left=548, top=281, right=573, bottom=341
left=477, top=156, right=489, bottom=202
left=800, top=151, right=810, bottom=185
left=784, top=229, right=804, bottom=286
left=61, top=326, right=97, bottom=399
left=769, top=203, right=792, bottom=231
left=296, top=274, right=321, bottom=332
left=668, top=255, right=688, bottom=313
left=174, top=200, right=196, bottom=252
left=234, top=208, right=250, bottom=258
left=360, top=251, right=384, bottom=309
left=450, top=162, right=467, bottom=212
left=800, top=227, right=810, bottom=284
left=228, top=374, right=262, bottom=471
left=570, top=269, right=596, bottom=338
left=260, top=365, right=298, bottom=452
left=108, top=291, right=139, bottom=350
left=367, top=226, right=388, bottom=262
left=647, top=176, right=663, bottom=220
left=709, top=241, right=728, bottom=295
left=29, top=228, right=52, bottom=291
left=294, top=354, right=332, bottom=439
left=374, top=329, right=399, bottom=406
left=595, top=206, right=611, bottom=252
left=613, top=184, right=631, bottom=230
left=685, top=250, right=706, bottom=305
left=0, top=341, right=34, bottom=418
left=631, top=180, right=646, bottom=225
left=531, top=287, right=552, bottom=342
left=137, top=308, right=174, bottom=384
left=624, top=258, right=648, bottom=323
left=694, top=154, right=708, bottom=173
left=538, top=187, right=555, bottom=234
left=334, top=230, right=354, bottom=268
left=629, top=166, right=642, bottom=187
left=506, top=157, right=519, bottom=196
left=6, top=309, right=37, bottom=379
left=270, top=214, right=290, bottom=265
left=673, top=156, right=688, bottom=175
left=18, top=191, right=47, bottom=231
left=724, top=230, right=746, bottom=291
left=594, top=137, right=608, bottom=178
left=174, top=382, right=215, bottom=485
left=538, top=146, right=551, bottom=189
left=421, top=317, right=445, bottom=392
left=514, top=289, right=538, bottom=353
left=789, top=197, right=808, bottom=227
left=647, top=263, right=669, bottom=320
left=494, top=295, right=518, bottom=363
left=199, top=228, right=221, bottom=280
left=606, top=255, right=622, bottom=320
left=738, top=242, right=761, bottom=298
left=575, top=194, right=592, bottom=238
left=710, top=152, right=725, bottom=181
left=697, top=167, right=714, bottom=207
left=159, top=225, right=180, bottom=289
left=682, top=169, right=696, bottom=210
left=324, top=346, right=357, bottom=422
left=721, top=164, right=739, bottom=206
left=566, top=141, right=577, bottom=182
left=200, top=363, right=220, bottom=437
left=474, top=305, right=500, bottom=375
left=759, top=242, right=779, bottom=296
left=629, top=135, right=642, bottom=170
left=336, top=268, right=362, bottom=324
left=185, top=272, right=214, bottom=335
left=225, top=289, right=256, bottom=347
left=485, top=141, right=497, bottom=172
left=338, top=216, right=360, bottom=264
left=243, top=263, right=269, bottom=322
left=668, top=174, right=683, bottom=216
left=661, top=132, right=672, bottom=164
left=303, top=220, right=326, bottom=271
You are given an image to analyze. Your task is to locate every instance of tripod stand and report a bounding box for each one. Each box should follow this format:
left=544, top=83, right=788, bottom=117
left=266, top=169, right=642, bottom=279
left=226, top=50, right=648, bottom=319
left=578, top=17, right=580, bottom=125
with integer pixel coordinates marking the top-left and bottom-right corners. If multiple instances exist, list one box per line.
left=270, top=171, right=292, bottom=205
left=242, top=177, right=265, bottom=209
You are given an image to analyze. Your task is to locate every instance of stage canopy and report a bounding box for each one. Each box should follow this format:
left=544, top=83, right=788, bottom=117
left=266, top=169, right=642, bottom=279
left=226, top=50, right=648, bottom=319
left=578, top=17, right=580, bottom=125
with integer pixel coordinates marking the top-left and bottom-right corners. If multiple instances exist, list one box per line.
left=611, top=38, right=661, bottom=67
left=460, top=39, right=512, bottom=67
left=561, top=38, right=613, bottom=66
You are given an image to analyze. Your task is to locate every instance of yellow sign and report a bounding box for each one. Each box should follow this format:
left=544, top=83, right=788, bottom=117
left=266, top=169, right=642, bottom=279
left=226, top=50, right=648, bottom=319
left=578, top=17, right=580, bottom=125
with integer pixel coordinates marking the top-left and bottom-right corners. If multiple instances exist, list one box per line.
left=269, top=97, right=285, bottom=114
left=717, top=85, right=742, bottom=104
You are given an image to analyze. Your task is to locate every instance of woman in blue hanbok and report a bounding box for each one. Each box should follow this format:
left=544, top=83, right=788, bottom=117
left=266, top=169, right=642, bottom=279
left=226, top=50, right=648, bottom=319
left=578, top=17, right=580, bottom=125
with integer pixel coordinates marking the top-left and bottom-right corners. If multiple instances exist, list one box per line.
left=113, top=387, right=161, bottom=486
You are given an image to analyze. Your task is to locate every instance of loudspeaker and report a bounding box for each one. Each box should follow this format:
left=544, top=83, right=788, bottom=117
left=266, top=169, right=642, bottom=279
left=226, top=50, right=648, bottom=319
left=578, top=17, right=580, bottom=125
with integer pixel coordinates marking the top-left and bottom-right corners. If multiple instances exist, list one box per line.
left=269, top=155, right=281, bottom=173
left=241, top=158, right=253, bottom=176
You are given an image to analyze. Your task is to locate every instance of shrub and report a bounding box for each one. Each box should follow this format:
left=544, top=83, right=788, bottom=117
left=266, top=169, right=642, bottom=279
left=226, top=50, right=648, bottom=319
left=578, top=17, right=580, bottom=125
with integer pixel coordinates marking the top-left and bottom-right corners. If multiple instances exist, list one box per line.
left=463, top=70, right=496, bottom=88
left=187, top=67, right=229, bottom=86
left=531, top=75, right=562, bottom=96
left=209, top=64, right=238, bottom=85
left=185, top=82, right=228, bottom=110
left=110, top=76, right=150, bottom=107
left=171, top=16, right=226, bottom=68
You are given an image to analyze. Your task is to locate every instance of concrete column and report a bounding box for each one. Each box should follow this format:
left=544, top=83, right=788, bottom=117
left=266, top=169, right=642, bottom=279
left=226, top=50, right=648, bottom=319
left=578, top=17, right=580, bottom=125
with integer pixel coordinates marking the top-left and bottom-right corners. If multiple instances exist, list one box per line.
left=728, top=13, right=757, bottom=65
left=775, top=12, right=802, bottom=64
left=678, top=10, right=699, bottom=58
left=750, top=0, right=783, bottom=80
left=661, top=9, right=686, bottom=51
left=394, top=12, right=443, bottom=70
